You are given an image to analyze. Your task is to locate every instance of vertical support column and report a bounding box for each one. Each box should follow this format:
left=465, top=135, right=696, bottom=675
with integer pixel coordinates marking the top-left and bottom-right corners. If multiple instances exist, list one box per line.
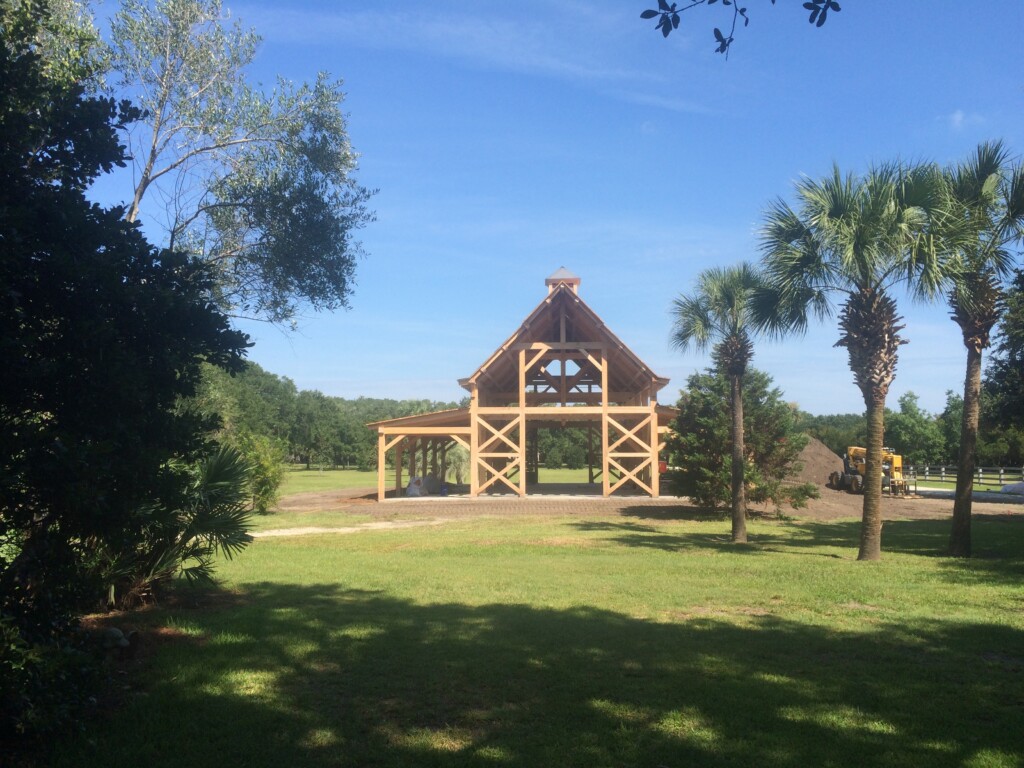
left=407, top=437, right=416, bottom=480
left=421, top=439, right=428, bottom=482
left=650, top=402, right=660, bottom=498
left=377, top=432, right=386, bottom=501
left=470, top=385, right=480, bottom=497
left=600, top=345, right=610, bottom=497
left=440, top=442, right=448, bottom=484
left=518, top=348, right=527, bottom=497
left=430, top=440, right=438, bottom=480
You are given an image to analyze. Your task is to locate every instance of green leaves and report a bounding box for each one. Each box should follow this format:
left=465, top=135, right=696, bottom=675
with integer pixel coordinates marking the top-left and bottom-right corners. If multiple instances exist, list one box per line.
left=803, top=0, right=841, bottom=28
left=109, top=0, right=375, bottom=324
left=642, top=0, right=839, bottom=56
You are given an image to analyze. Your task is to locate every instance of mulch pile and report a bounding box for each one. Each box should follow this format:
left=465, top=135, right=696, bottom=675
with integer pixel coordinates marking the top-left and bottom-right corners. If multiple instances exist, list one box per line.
left=792, top=436, right=844, bottom=487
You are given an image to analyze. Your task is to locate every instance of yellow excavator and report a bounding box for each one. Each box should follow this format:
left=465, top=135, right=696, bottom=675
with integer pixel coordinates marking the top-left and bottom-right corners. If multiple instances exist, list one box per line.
left=830, top=446, right=909, bottom=496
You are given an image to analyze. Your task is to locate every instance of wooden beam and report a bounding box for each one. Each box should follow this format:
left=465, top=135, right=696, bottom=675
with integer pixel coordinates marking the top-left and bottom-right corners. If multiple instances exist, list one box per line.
left=519, top=351, right=527, bottom=496
left=650, top=402, right=660, bottom=497
left=377, top=431, right=386, bottom=501
left=511, top=342, right=605, bottom=351
left=601, top=346, right=610, bottom=496
left=470, top=386, right=479, bottom=498
left=379, top=427, right=471, bottom=437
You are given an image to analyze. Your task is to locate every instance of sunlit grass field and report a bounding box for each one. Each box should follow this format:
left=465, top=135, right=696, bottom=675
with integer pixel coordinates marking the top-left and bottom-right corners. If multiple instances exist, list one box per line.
left=279, top=466, right=596, bottom=496
left=53, top=507, right=1024, bottom=768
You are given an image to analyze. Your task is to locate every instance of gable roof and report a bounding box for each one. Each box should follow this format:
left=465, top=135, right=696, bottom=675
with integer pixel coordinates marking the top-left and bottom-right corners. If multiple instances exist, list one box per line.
left=459, top=278, right=669, bottom=396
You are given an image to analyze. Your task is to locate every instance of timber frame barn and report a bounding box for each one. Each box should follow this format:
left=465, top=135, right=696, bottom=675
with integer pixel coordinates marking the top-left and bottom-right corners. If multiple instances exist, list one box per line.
left=369, top=269, right=677, bottom=500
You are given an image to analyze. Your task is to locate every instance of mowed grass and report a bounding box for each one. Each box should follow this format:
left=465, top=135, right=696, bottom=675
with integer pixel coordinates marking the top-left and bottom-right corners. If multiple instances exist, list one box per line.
left=280, top=465, right=598, bottom=496
left=279, top=466, right=384, bottom=494
left=54, top=510, right=1024, bottom=768
left=915, top=479, right=1019, bottom=494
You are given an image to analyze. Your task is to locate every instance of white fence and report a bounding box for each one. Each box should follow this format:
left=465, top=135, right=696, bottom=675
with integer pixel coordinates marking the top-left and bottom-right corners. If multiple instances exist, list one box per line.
left=907, top=465, right=1024, bottom=487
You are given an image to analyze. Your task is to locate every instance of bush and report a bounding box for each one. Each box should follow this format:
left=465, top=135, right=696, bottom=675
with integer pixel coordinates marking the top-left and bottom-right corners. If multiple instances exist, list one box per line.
left=563, top=444, right=587, bottom=470
left=668, top=367, right=816, bottom=513
left=1, top=616, right=102, bottom=745
left=228, top=431, right=286, bottom=514
left=545, top=446, right=563, bottom=470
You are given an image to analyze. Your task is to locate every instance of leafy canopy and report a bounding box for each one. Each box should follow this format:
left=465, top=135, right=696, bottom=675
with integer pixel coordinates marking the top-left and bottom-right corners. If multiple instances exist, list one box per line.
left=108, top=0, right=375, bottom=323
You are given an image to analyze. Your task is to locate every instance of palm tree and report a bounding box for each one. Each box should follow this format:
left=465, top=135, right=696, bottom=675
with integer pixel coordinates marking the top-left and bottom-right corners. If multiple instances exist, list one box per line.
left=103, top=446, right=254, bottom=606
left=671, top=263, right=763, bottom=543
left=755, top=163, right=949, bottom=561
left=943, top=141, right=1024, bottom=557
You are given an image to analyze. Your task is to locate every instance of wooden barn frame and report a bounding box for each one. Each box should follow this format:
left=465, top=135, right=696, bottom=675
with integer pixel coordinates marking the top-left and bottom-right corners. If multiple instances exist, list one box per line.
left=369, top=269, right=677, bottom=500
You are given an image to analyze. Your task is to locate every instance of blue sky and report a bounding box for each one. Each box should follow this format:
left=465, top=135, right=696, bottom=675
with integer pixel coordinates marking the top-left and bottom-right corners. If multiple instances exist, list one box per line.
left=97, top=1, right=1024, bottom=415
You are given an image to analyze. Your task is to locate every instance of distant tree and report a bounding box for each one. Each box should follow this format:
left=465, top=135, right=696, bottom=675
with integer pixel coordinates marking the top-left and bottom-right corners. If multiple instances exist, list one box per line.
left=667, top=368, right=817, bottom=512
left=797, top=412, right=867, bottom=458
left=936, top=391, right=964, bottom=463
left=978, top=269, right=1024, bottom=467
left=291, top=390, right=337, bottom=468
left=671, top=263, right=763, bottom=543
left=545, top=444, right=564, bottom=470
left=884, top=393, right=946, bottom=465
left=443, top=446, right=470, bottom=485
left=641, top=0, right=840, bottom=57
left=563, top=443, right=587, bottom=470
left=984, top=269, right=1024, bottom=430
left=756, top=162, right=951, bottom=560
left=105, top=0, right=375, bottom=324
left=941, top=142, right=1024, bottom=557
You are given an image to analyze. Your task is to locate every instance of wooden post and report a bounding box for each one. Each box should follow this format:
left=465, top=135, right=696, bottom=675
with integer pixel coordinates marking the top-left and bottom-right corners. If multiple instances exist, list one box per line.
left=600, top=346, right=610, bottom=496
left=649, top=403, right=660, bottom=498
left=377, top=432, right=386, bottom=501
left=470, top=386, right=480, bottom=497
left=518, top=348, right=527, bottom=497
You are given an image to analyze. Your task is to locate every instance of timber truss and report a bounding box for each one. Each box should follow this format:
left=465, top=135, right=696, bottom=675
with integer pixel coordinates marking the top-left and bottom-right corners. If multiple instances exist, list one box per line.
left=370, top=269, right=677, bottom=500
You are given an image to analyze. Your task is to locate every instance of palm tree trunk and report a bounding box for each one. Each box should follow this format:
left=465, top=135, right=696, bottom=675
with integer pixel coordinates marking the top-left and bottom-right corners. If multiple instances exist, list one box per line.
left=950, top=343, right=983, bottom=557
left=858, top=396, right=885, bottom=561
left=730, top=373, right=747, bottom=543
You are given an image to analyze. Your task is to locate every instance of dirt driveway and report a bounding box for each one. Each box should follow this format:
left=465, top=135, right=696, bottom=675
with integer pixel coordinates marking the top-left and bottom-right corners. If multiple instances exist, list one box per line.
left=256, top=484, right=1023, bottom=538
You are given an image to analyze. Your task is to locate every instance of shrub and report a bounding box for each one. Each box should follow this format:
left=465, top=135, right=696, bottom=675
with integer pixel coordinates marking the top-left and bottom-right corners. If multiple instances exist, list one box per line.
left=668, top=367, right=818, bottom=512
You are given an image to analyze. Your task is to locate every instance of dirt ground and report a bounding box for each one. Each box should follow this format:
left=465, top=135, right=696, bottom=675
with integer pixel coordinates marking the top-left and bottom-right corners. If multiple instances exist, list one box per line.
left=265, top=438, right=1022, bottom=533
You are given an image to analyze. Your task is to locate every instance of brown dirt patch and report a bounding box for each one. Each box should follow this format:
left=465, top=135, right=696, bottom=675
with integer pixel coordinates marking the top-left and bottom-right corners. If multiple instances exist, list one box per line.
left=792, top=436, right=845, bottom=485
left=265, top=445, right=1024, bottom=537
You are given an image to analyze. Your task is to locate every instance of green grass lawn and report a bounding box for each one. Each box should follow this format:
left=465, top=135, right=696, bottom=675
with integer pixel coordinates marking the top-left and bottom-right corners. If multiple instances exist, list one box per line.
left=914, top=479, right=1019, bottom=494
left=280, top=466, right=599, bottom=496
left=279, top=467, right=384, bottom=495
left=53, top=511, right=1024, bottom=768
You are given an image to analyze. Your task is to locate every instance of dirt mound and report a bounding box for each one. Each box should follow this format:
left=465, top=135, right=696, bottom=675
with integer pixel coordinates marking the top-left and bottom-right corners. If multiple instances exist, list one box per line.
left=792, top=436, right=843, bottom=486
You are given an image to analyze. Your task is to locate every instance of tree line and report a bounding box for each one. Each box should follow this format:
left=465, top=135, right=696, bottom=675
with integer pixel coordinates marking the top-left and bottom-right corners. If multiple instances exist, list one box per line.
left=195, top=359, right=463, bottom=478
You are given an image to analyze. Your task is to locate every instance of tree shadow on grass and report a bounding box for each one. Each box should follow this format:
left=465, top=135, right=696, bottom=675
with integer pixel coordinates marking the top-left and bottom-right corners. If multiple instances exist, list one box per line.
left=746, top=516, right=1024, bottom=586
left=585, top=510, right=1024, bottom=583
left=53, top=582, right=1024, bottom=768
left=617, top=502, right=724, bottom=522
